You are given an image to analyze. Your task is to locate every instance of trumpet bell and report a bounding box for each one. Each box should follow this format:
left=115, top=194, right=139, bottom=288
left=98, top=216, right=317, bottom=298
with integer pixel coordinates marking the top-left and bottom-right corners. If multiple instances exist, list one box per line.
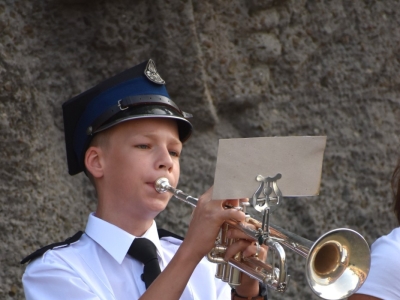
left=306, top=228, right=371, bottom=300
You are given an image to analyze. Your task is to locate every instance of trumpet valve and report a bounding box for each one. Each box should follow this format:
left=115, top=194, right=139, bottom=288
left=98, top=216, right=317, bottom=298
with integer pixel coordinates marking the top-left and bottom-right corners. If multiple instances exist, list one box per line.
left=207, top=245, right=227, bottom=264
left=228, top=252, right=242, bottom=286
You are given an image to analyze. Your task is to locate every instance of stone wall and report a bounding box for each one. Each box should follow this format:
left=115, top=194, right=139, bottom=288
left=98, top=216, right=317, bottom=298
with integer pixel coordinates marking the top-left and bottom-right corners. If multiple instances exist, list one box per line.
left=1, top=0, right=399, bottom=299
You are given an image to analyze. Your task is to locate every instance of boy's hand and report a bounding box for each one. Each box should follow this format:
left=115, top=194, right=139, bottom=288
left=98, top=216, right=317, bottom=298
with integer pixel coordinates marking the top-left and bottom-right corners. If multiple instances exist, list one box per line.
left=182, top=189, right=267, bottom=298
left=182, top=187, right=247, bottom=261
left=224, top=226, right=268, bottom=298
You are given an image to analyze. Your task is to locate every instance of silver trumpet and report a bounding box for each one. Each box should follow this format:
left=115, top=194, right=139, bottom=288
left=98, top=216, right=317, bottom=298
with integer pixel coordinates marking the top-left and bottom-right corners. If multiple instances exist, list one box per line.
left=155, top=177, right=370, bottom=300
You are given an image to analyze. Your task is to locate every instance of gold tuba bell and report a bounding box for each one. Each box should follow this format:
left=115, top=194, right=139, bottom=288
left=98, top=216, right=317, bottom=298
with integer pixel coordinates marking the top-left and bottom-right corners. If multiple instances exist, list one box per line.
left=155, top=177, right=370, bottom=300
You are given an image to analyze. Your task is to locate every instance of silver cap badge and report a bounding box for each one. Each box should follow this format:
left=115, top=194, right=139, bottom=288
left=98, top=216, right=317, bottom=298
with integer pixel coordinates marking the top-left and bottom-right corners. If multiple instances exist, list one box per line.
left=144, top=59, right=165, bottom=85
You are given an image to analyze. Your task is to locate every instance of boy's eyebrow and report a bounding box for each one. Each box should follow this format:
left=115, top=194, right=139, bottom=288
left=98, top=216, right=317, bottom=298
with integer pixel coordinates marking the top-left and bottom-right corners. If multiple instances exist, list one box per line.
left=136, top=132, right=182, bottom=146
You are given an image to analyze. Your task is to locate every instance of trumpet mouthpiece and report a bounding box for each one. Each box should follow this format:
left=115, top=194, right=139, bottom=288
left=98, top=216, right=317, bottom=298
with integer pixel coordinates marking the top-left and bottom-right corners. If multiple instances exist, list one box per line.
left=155, top=177, right=170, bottom=193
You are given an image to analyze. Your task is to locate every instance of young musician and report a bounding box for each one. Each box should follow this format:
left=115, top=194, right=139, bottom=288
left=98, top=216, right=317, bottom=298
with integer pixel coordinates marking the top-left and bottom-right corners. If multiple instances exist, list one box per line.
left=349, top=160, right=400, bottom=299
left=21, top=59, right=267, bottom=300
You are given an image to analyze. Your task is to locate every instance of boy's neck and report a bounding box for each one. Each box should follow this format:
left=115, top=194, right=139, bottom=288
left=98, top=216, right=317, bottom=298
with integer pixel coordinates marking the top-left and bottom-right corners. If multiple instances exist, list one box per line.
left=95, top=205, right=155, bottom=237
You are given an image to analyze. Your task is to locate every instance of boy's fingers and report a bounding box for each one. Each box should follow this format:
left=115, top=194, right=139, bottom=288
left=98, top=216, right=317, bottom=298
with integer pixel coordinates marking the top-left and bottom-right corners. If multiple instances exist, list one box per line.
left=224, top=240, right=268, bottom=261
left=224, top=239, right=252, bottom=259
left=227, top=228, right=255, bottom=240
left=242, top=243, right=268, bottom=260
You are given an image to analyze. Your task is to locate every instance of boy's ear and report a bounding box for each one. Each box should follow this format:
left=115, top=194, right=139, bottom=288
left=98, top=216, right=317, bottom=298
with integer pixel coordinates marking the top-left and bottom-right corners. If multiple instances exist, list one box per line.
left=85, top=146, right=104, bottom=179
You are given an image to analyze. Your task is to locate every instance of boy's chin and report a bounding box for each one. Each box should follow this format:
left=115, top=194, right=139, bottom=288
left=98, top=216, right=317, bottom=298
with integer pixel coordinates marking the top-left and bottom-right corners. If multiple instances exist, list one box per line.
left=148, top=196, right=171, bottom=212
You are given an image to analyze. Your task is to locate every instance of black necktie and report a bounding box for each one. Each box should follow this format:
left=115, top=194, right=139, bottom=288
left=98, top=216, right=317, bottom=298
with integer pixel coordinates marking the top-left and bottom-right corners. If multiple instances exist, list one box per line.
left=128, top=238, right=161, bottom=289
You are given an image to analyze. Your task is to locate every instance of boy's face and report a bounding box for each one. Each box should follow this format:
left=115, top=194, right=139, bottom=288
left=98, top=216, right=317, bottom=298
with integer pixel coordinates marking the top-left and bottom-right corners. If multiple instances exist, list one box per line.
left=95, top=118, right=182, bottom=220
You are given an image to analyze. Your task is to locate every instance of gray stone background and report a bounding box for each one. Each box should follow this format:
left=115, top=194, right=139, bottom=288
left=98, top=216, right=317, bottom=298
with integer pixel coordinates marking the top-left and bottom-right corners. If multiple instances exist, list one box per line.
left=1, top=0, right=399, bottom=299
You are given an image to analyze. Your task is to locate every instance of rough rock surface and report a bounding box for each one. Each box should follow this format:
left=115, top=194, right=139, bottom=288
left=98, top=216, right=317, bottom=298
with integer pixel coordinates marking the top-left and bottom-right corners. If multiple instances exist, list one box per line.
left=1, top=1, right=399, bottom=299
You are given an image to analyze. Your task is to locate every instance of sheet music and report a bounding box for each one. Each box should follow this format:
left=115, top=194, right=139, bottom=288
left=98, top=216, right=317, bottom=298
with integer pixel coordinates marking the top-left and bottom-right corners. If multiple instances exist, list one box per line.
left=212, top=136, right=327, bottom=200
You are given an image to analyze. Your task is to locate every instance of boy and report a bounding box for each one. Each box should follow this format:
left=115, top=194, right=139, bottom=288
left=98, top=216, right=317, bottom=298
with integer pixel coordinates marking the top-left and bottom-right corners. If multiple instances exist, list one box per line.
left=21, top=59, right=266, bottom=299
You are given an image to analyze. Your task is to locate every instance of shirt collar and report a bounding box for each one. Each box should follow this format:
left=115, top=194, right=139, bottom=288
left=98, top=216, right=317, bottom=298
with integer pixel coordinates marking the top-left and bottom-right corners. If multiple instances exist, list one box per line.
left=85, top=213, right=164, bottom=264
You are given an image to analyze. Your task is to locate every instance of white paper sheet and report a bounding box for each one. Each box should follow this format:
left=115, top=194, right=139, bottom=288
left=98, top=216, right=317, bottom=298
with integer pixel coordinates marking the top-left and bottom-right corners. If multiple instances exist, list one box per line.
left=212, top=136, right=327, bottom=200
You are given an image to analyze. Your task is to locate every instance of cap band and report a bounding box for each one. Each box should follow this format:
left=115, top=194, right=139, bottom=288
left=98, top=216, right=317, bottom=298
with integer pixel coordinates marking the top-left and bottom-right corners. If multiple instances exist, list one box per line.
left=93, top=106, right=192, bottom=140
left=88, top=94, right=183, bottom=135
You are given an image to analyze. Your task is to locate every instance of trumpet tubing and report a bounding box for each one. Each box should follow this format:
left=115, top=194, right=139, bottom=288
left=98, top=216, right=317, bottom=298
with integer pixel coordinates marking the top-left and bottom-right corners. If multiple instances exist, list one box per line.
left=155, top=177, right=370, bottom=300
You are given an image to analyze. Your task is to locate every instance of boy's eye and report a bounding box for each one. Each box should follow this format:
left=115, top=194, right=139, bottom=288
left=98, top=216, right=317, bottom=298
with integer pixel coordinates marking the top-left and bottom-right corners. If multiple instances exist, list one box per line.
left=169, top=151, right=180, bottom=157
left=135, top=144, right=149, bottom=149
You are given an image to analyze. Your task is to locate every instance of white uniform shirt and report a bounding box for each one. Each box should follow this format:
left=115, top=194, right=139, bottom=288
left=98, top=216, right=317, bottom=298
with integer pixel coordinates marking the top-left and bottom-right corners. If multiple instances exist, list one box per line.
left=356, top=227, right=400, bottom=299
left=22, top=213, right=231, bottom=300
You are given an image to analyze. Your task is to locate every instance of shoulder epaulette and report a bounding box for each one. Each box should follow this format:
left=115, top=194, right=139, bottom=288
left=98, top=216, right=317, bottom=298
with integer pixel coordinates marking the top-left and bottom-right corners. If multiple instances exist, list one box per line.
left=20, top=231, right=84, bottom=264
left=157, top=228, right=184, bottom=241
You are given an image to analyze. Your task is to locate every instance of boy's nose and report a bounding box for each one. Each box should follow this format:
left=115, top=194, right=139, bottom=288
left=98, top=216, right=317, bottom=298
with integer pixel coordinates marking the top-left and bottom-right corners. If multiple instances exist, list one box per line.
left=157, top=149, right=174, bottom=171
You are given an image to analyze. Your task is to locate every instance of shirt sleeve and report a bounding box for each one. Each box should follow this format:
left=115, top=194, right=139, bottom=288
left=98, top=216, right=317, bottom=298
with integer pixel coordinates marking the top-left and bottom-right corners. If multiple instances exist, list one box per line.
left=215, top=276, right=231, bottom=300
left=355, top=233, right=400, bottom=299
left=22, top=253, right=102, bottom=300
